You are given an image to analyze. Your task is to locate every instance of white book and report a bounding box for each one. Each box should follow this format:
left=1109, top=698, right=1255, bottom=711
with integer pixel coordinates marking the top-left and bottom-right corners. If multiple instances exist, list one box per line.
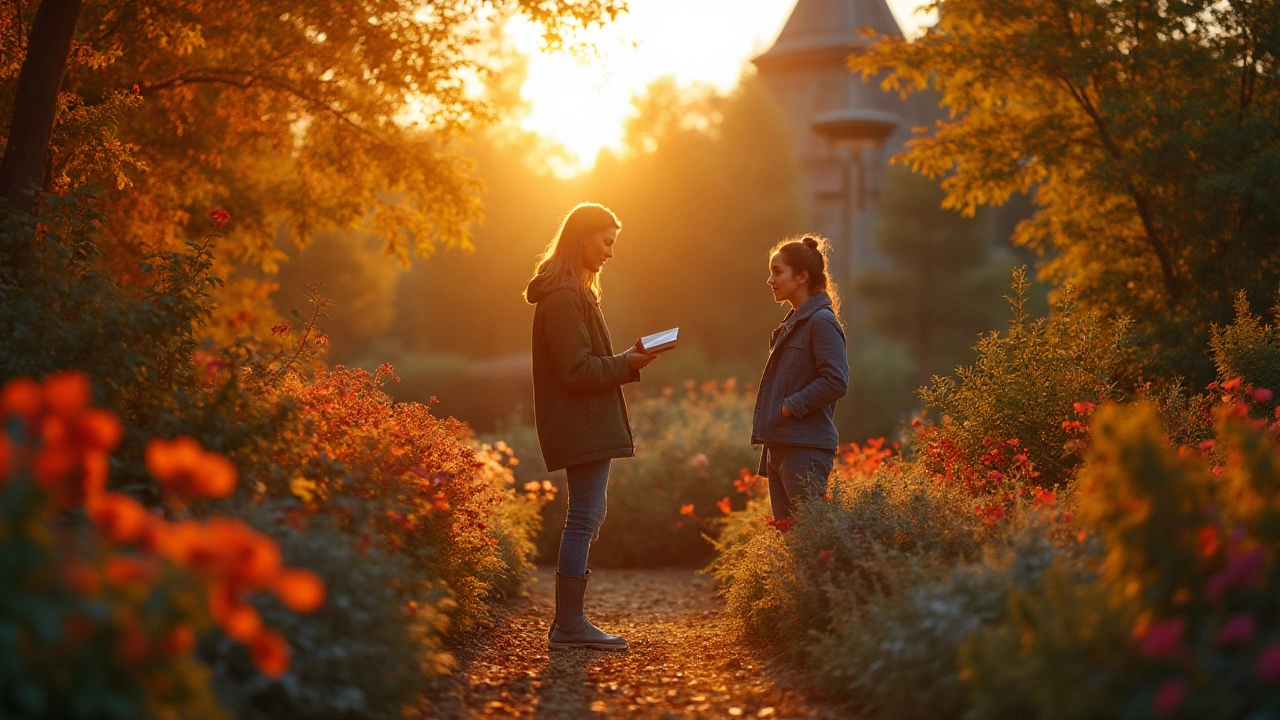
left=638, top=327, right=679, bottom=354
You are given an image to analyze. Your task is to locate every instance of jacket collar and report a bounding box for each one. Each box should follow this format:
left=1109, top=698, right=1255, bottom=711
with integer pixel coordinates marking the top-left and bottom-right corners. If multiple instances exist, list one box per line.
left=770, top=292, right=832, bottom=350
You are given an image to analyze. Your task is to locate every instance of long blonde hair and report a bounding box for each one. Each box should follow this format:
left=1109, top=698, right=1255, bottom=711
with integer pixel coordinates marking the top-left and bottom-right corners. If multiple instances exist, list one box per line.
left=525, top=202, right=621, bottom=302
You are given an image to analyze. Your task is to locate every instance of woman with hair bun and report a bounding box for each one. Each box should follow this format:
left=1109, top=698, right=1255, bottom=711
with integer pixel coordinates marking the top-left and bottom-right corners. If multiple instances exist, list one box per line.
left=751, top=235, right=850, bottom=521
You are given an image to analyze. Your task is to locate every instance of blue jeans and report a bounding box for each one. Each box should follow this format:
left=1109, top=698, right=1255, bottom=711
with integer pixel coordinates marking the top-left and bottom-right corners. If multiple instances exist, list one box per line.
left=764, top=445, right=834, bottom=521
left=557, top=458, right=611, bottom=577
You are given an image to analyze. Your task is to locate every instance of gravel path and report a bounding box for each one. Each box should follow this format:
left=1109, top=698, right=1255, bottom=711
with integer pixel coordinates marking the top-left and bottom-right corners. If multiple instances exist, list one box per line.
left=417, top=567, right=855, bottom=718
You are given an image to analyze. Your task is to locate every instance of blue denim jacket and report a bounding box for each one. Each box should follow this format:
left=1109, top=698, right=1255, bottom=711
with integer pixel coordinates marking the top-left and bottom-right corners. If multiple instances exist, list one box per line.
left=750, top=292, right=849, bottom=457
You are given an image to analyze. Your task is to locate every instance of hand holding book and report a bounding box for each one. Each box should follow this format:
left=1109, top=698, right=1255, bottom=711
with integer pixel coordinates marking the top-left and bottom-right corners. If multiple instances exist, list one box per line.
left=637, top=327, right=678, bottom=355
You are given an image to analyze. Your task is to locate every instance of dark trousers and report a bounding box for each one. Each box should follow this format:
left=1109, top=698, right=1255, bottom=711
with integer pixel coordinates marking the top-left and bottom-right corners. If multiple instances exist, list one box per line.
left=763, top=445, right=834, bottom=521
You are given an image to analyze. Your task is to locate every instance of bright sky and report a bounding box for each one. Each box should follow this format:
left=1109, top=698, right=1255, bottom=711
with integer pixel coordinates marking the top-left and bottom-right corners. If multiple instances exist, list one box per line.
left=507, top=0, right=934, bottom=175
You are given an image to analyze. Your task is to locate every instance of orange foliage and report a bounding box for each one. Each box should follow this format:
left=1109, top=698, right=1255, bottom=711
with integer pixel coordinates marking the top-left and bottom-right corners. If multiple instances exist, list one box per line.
left=0, top=372, right=325, bottom=680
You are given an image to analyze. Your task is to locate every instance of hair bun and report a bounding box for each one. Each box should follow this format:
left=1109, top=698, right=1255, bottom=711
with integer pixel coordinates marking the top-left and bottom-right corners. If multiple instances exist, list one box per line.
left=802, top=237, right=819, bottom=250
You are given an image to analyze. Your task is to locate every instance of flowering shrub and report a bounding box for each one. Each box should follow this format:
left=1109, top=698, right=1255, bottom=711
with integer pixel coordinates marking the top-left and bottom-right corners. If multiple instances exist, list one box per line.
left=0, top=373, right=322, bottom=718
left=963, top=396, right=1280, bottom=719
left=206, top=507, right=453, bottom=720
left=257, top=363, right=542, bottom=632
left=917, top=268, right=1129, bottom=488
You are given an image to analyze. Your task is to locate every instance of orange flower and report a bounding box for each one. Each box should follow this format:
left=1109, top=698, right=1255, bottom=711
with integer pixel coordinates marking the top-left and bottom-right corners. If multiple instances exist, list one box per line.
left=1, top=377, right=42, bottom=418
left=105, top=556, right=159, bottom=585
left=250, top=628, right=290, bottom=678
left=145, top=437, right=237, bottom=501
left=274, top=569, right=326, bottom=612
left=43, top=371, right=91, bottom=415
left=716, top=497, right=732, bottom=514
left=210, top=582, right=263, bottom=642
left=72, top=409, right=123, bottom=453
left=679, top=503, right=695, bottom=517
left=89, top=493, right=150, bottom=544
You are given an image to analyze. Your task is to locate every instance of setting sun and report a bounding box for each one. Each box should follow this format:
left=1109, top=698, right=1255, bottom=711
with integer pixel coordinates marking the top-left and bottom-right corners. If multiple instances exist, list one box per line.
left=507, top=0, right=935, bottom=176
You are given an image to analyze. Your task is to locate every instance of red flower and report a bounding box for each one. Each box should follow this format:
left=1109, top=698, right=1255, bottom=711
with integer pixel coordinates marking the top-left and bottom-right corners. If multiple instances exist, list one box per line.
left=1152, top=678, right=1187, bottom=717
left=716, top=497, right=732, bottom=514
left=1254, top=388, right=1273, bottom=403
left=1072, top=402, right=1095, bottom=415
left=1062, top=420, right=1087, bottom=432
left=1138, top=618, right=1185, bottom=658
left=1199, top=439, right=1216, bottom=452
left=773, top=517, right=793, bottom=534
left=818, top=549, right=833, bottom=564
left=679, top=503, right=695, bottom=517
left=271, top=323, right=290, bottom=336
left=1221, top=377, right=1242, bottom=392
left=1214, top=614, right=1257, bottom=646
left=1255, top=643, right=1280, bottom=682
left=209, top=209, right=231, bottom=229
left=1032, top=487, right=1056, bottom=507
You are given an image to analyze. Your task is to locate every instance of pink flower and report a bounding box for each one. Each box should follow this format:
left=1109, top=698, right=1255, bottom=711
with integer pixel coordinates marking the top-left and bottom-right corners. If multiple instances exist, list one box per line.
left=1255, top=644, right=1280, bottom=682
left=819, top=549, right=833, bottom=564
left=1152, top=678, right=1187, bottom=717
left=1206, top=547, right=1266, bottom=600
left=1254, top=388, right=1273, bottom=403
left=1214, top=614, right=1257, bottom=646
left=209, top=209, right=231, bottom=229
left=1138, top=619, right=1185, bottom=658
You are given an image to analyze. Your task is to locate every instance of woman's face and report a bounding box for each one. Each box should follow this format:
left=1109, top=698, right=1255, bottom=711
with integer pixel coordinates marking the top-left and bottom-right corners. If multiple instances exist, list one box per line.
left=768, top=252, right=808, bottom=304
left=582, top=227, right=618, bottom=273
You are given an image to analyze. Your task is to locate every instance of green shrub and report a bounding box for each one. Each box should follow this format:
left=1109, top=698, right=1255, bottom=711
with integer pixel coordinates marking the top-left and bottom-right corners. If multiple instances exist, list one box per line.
left=813, top=517, right=1073, bottom=720
left=588, top=380, right=759, bottom=567
left=206, top=507, right=452, bottom=720
left=918, top=268, right=1130, bottom=488
left=710, top=457, right=987, bottom=646
left=1210, top=290, right=1280, bottom=418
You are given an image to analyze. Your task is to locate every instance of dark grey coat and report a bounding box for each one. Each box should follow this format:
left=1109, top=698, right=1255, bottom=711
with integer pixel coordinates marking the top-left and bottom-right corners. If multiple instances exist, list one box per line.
left=750, top=292, right=849, bottom=467
left=526, top=275, right=638, bottom=472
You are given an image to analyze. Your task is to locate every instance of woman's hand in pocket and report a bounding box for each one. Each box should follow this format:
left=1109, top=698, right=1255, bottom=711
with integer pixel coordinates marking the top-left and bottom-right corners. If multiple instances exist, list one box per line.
left=780, top=402, right=795, bottom=418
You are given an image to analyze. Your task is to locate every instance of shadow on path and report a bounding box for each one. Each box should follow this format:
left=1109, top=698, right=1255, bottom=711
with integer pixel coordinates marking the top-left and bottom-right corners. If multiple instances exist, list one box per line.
left=418, top=567, right=856, bottom=718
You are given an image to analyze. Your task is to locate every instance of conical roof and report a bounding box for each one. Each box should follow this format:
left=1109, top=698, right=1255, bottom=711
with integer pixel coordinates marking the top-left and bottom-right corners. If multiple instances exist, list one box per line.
left=754, top=0, right=903, bottom=69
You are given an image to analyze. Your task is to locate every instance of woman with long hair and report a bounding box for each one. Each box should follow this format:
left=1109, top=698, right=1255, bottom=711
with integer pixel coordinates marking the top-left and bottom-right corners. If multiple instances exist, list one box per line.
left=751, top=236, right=850, bottom=522
left=524, top=202, right=663, bottom=651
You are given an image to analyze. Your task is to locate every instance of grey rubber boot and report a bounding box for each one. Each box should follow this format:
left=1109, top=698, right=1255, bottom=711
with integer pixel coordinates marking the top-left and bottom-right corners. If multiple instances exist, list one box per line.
left=548, top=572, right=629, bottom=651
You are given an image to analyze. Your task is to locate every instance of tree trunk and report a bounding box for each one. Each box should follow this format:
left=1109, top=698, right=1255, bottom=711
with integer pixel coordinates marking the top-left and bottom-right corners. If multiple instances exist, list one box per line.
left=0, top=0, right=83, bottom=228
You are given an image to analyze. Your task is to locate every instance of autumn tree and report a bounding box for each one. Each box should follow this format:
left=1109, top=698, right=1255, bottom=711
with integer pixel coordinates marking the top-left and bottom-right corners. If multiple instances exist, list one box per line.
left=0, top=0, right=626, bottom=276
left=851, top=0, right=1280, bottom=381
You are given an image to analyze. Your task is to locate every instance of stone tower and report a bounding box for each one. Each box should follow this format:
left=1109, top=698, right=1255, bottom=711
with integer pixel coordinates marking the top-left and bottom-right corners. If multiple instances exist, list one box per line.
left=753, top=0, right=939, bottom=280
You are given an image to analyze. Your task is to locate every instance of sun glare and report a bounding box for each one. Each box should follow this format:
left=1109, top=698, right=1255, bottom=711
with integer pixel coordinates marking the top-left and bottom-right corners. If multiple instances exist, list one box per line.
left=507, top=0, right=935, bottom=177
